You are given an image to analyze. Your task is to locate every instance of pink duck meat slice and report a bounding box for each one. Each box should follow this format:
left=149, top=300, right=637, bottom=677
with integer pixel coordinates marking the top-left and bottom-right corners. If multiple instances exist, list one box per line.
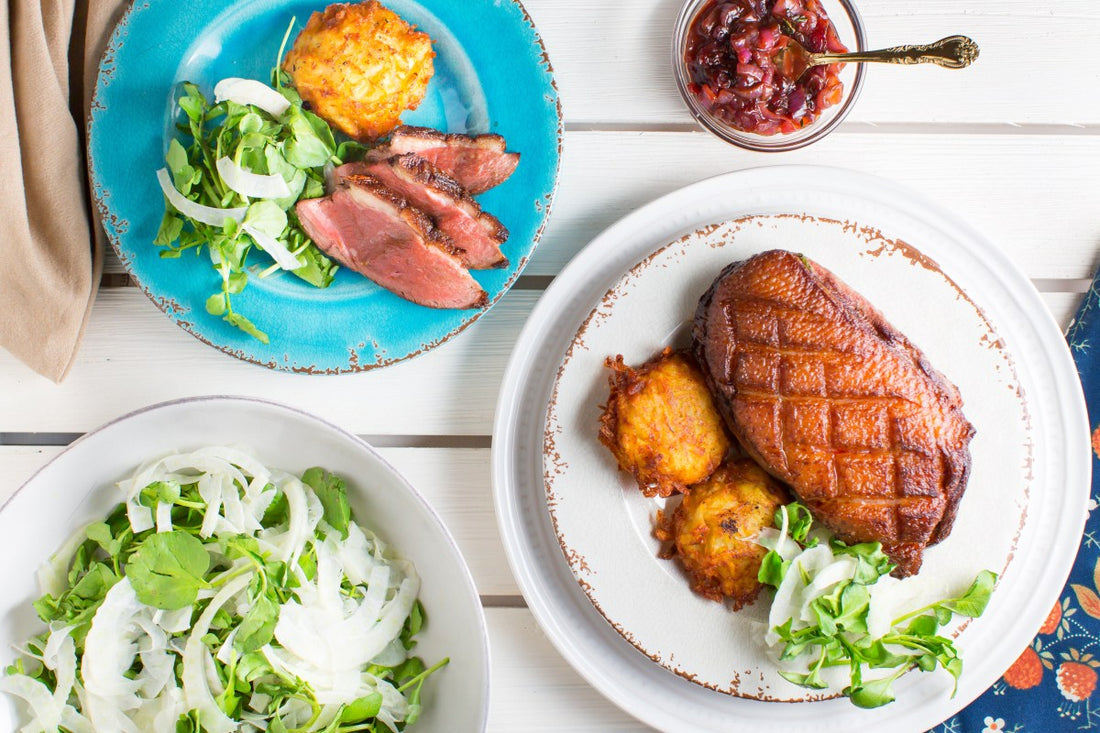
left=296, top=174, right=487, bottom=310
left=366, top=126, right=520, bottom=194
left=338, top=155, right=509, bottom=270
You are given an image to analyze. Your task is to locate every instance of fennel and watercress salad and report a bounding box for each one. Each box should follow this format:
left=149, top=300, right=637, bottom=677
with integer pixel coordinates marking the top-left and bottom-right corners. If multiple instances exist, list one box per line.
left=154, top=24, right=365, bottom=344
left=0, top=446, right=446, bottom=732
left=755, top=503, right=996, bottom=708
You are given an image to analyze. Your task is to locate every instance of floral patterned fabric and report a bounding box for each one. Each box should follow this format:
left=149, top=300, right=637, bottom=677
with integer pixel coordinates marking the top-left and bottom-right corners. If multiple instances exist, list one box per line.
left=931, top=279, right=1100, bottom=732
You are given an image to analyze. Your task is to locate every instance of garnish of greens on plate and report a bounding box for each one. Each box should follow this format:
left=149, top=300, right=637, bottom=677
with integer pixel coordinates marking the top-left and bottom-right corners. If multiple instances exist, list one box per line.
left=154, top=22, right=364, bottom=344
left=0, top=446, right=446, bottom=732
left=756, top=502, right=996, bottom=708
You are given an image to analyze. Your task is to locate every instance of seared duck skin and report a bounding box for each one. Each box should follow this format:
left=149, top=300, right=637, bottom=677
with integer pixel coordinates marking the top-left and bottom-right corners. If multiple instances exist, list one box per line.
left=692, top=250, right=974, bottom=576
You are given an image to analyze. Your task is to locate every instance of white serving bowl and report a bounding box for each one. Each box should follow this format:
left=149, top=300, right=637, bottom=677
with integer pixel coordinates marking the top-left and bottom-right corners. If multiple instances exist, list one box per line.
left=0, top=396, right=489, bottom=732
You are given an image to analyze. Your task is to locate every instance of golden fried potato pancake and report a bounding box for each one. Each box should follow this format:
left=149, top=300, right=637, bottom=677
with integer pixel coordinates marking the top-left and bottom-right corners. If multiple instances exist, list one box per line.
left=599, top=348, right=730, bottom=498
left=657, top=459, right=788, bottom=607
left=283, top=1, right=435, bottom=140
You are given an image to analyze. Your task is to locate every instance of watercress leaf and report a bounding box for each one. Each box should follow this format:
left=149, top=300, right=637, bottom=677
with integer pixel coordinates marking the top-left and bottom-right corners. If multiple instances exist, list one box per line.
left=205, top=293, right=227, bottom=316
left=289, top=240, right=337, bottom=288
left=236, top=651, right=274, bottom=684
left=262, top=490, right=289, bottom=527
left=809, top=600, right=838, bottom=636
left=779, top=669, right=828, bottom=689
left=902, top=614, right=939, bottom=638
left=405, top=600, right=425, bottom=638
left=939, top=570, right=997, bottom=618
left=915, top=653, right=938, bottom=672
left=300, top=175, right=326, bottom=200
left=834, top=583, right=871, bottom=632
left=944, top=657, right=963, bottom=694
left=177, top=86, right=207, bottom=123
left=166, top=139, right=190, bottom=176
left=71, top=562, right=118, bottom=601
left=235, top=594, right=280, bottom=653
left=303, top=110, right=337, bottom=151
left=227, top=271, right=249, bottom=295
left=85, top=522, right=117, bottom=552
left=847, top=674, right=898, bottom=709
left=861, top=640, right=912, bottom=670
left=243, top=200, right=288, bottom=239
left=340, top=691, right=384, bottom=723
left=126, top=530, right=211, bottom=610
left=224, top=311, right=270, bottom=344
left=175, top=709, right=201, bottom=733
left=239, top=112, right=265, bottom=135
left=757, top=550, right=787, bottom=587
left=283, top=135, right=331, bottom=169
left=394, top=657, right=426, bottom=686
left=301, top=467, right=350, bottom=538
left=785, top=502, right=814, bottom=542
left=139, top=480, right=182, bottom=509
left=334, top=140, right=369, bottom=165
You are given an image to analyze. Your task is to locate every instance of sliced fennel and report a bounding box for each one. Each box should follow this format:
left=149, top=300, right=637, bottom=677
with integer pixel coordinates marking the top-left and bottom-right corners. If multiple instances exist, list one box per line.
left=755, top=503, right=996, bottom=708
left=3, top=446, right=446, bottom=732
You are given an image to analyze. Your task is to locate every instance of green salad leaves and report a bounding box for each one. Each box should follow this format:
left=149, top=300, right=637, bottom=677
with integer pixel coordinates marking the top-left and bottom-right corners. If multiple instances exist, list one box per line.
left=2, top=446, right=445, bottom=732
left=757, top=503, right=996, bottom=708
left=155, top=25, right=366, bottom=343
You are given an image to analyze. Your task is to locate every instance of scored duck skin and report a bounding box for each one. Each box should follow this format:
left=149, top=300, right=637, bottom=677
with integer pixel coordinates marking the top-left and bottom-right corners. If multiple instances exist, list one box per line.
left=692, top=250, right=974, bottom=576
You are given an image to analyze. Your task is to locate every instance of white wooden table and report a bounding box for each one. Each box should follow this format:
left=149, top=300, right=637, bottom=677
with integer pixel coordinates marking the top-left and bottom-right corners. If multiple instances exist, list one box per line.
left=2, top=1, right=1098, bottom=730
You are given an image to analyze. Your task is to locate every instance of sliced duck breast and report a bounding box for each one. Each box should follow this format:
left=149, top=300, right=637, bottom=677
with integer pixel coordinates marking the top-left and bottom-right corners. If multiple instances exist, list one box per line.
left=338, top=155, right=509, bottom=269
left=296, top=174, right=487, bottom=310
left=366, top=125, right=520, bottom=194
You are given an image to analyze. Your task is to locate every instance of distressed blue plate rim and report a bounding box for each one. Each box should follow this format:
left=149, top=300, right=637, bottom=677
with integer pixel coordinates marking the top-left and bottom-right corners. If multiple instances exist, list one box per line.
left=88, top=0, right=562, bottom=374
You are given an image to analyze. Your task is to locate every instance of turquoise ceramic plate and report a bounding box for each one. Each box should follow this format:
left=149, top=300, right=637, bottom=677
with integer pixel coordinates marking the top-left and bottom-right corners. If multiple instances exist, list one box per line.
left=89, top=0, right=560, bottom=372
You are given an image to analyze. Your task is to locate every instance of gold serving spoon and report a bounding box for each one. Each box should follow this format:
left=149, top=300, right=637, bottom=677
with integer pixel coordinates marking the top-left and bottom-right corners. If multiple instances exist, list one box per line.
left=776, top=35, right=980, bottom=80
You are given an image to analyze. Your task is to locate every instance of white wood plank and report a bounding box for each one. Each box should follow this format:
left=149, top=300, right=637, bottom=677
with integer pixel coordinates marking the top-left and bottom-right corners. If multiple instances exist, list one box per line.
left=487, top=607, right=648, bottom=731
left=529, top=131, right=1100, bottom=280
left=0, top=446, right=520, bottom=596
left=523, top=0, right=1100, bottom=126
left=0, top=288, right=535, bottom=435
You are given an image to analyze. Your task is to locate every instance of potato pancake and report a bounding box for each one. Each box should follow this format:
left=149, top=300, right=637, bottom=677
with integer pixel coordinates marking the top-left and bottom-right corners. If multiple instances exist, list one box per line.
left=656, top=459, right=788, bottom=607
left=599, top=349, right=730, bottom=498
left=283, top=1, right=435, bottom=140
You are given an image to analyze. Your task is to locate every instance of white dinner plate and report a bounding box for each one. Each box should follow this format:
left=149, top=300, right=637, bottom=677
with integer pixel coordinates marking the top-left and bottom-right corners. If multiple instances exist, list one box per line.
left=492, top=166, right=1090, bottom=732
left=0, top=396, right=489, bottom=732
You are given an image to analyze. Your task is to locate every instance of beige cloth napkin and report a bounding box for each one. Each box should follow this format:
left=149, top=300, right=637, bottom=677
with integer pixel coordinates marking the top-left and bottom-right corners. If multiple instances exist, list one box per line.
left=0, top=0, right=125, bottom=382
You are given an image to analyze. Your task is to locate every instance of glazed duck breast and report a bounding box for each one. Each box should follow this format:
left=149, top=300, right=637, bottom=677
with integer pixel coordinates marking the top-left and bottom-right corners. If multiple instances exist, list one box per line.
left=337, top=155, right=509, bottom=269
left=296, top=174, right=487, bottom=310
left=366, top=125, right=520, bottom=194
left=692, top=250, right=975, bottom=577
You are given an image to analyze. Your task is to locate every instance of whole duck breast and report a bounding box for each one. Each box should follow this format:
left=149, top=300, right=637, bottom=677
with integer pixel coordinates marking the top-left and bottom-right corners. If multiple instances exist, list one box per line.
left=692, top=250, right=975, bottom=576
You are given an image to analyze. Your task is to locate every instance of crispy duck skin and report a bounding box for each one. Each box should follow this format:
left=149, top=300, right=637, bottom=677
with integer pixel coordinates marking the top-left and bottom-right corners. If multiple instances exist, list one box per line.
left=366, top=125, right=520, bottom=194
left=338, top=155, right=509, bottom=269
left=692, top=250, right=975, bottom=576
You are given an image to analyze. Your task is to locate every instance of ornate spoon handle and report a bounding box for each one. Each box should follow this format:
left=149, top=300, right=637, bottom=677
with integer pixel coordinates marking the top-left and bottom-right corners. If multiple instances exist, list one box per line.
left=817, top=35, right=980, bottom=69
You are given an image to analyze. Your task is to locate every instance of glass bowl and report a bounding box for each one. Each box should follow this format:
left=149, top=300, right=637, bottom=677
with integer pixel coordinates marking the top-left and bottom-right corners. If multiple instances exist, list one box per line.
left=673, top=0, right=867, bottom=152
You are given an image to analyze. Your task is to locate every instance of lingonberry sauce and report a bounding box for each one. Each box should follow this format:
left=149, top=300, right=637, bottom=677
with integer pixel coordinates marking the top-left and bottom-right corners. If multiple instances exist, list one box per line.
left=685, top=0, right=847, bottom=135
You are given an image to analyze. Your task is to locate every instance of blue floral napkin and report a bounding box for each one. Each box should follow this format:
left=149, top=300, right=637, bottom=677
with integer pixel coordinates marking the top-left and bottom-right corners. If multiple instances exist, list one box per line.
left=931, top=277, right=1100, bottom=733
